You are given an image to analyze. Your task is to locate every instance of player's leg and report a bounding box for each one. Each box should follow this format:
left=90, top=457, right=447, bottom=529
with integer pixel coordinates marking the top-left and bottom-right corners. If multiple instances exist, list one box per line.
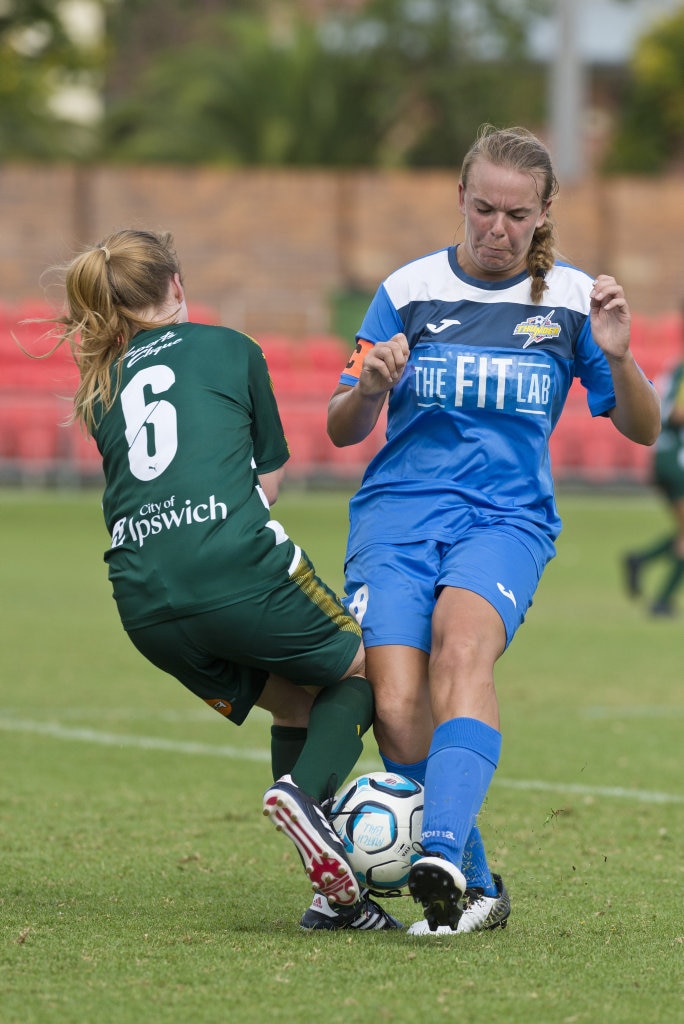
left=345, top=541, right=503, bottom=932
left=623, top=536, right=674, bottom=598
left=126, top=615, right=334, bottom=835
left=252, top=552, right=374, bottom=906
left=345, top=542, right=435, bottom=761
left=254, top=676, right=315, bottom=785
left=257, top=555, right=401, bottom=929
left=623, top=464, right=681, bottom=601
left=139, top=555, right=373, bottom=804
left=407, top=587, right=504, bottom=929
left=252, top=549, right=373, bottom=803
left=651, top=495, right=684, bottom=614
left=128, top=592, right=369, bottom=908
left=407, top=523, right=547, bottom=932
left=377, top=738, right=507, bottom=933
left=367, top=645, right=432, bottom=763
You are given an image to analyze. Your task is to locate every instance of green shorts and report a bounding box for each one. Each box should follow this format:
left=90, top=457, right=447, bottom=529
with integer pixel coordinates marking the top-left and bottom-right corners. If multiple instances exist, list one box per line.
left=655, top=446, right=684, bottom=501
left=126, top=550, right=361, bottom=725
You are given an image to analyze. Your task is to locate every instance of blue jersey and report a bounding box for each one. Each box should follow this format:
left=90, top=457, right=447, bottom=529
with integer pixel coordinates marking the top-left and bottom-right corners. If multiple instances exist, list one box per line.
left=340, top=245, right=618, bottom=560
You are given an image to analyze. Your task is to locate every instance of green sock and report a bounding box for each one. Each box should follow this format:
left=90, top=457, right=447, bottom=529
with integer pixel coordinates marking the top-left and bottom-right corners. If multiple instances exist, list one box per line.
left=655, top=557, right=684, bottom=605
left=270, top=725, right=307, bottom=783
left=291, top=676, right=374, bottom=803
left=635, top=534, right=676, bottom=563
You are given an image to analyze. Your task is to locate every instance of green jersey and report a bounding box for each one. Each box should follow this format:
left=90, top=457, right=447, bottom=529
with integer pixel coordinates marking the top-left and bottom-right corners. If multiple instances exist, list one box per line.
left=92, top=322, right=293, bottom=630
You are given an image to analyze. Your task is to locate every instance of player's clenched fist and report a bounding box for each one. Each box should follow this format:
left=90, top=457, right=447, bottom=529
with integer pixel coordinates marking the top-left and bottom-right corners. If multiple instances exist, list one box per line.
left=358, top=333, right=410, bottom=394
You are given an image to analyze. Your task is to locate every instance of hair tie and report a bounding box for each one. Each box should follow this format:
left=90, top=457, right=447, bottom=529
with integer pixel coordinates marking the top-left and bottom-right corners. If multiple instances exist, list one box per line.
left=100, top=245, right=111, bottom=263
left=535, top=268, right=546, bottom=279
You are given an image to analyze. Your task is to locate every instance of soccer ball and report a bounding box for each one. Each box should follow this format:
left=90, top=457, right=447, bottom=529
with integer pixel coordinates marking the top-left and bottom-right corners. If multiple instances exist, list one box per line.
left=330, top=772, right=423, bottom=892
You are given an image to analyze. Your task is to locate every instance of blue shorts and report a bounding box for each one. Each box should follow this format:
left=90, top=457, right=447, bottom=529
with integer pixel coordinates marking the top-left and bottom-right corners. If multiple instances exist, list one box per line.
left=344, top=521, right=554, bottom=652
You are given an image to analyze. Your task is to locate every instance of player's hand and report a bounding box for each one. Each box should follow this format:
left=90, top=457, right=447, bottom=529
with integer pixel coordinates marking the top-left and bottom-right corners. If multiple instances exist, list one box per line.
left=357, top=333, right=410, bottom=395
left=590, top=275, right=631, bottom=360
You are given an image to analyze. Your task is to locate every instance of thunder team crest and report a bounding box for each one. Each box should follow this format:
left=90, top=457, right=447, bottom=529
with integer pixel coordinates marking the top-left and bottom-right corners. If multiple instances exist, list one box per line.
left=513, top=310, right=561, bottom=348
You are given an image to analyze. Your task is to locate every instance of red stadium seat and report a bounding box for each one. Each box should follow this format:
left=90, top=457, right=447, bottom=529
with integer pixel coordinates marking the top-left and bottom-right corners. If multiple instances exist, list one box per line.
left=278, top=399, right=327, bottom=476
left=549, top=422, right=585, bottom=477
left=258, top=334, right=299, bottom=369
left=301, top=335, right=350, bottom=373
left=0, top=400, right=19, bottom=458
left=67, top=426, right=104, bottom=478
left=186, top=302, right=220, bottom=325
left=11, top=398, right=64, bottom=465
left=631, top=313, right=683, bottom=382
left=579, top=418, right=623, bottom=483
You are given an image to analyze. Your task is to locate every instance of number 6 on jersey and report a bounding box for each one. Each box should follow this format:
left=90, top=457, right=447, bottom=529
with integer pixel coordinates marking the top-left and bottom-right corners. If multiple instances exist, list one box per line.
left=120, top=365, right=178, bottom=480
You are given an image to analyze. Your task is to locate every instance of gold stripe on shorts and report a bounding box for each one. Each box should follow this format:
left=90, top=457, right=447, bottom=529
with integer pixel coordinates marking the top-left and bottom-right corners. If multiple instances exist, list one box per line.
left=291, top=554, right=361, bottom=636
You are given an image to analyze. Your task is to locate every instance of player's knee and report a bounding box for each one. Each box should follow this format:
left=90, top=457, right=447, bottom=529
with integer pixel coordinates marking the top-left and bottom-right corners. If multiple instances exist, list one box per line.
left=258, top=675, right=315, bottom=724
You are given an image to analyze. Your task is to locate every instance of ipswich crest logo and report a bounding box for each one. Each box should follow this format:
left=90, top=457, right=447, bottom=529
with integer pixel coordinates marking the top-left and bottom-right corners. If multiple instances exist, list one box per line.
left=513, top=310, right=561, bottom=348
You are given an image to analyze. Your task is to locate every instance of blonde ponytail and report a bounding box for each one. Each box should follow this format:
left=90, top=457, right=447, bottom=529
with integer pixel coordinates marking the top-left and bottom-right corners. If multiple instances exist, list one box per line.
left=47, top=230, right=182, bottom=431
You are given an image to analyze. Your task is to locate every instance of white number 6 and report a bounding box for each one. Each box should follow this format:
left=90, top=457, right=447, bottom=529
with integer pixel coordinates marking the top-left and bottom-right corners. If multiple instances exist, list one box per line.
left=120, top=365, right=178, bottom=480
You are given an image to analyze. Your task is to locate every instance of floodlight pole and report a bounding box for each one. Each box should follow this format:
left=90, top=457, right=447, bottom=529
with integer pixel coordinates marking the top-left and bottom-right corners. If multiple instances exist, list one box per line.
left=549, top=0, right=586, bottom=183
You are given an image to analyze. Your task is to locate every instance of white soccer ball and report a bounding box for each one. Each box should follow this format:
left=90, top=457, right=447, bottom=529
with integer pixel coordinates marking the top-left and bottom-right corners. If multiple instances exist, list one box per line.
left=330, top=772, right=424, bottom=892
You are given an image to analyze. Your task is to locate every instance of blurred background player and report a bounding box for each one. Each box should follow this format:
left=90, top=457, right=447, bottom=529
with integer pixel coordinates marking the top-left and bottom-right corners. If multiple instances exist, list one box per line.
left=322, top=124, right=660, bottom=935
left=623, top=326, right=684, bottom=616
left=39, top=227, right=401, bottom=930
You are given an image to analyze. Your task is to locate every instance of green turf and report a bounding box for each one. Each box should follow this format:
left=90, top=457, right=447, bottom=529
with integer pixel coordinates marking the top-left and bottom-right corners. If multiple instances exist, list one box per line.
left=1, top=487, right=682, bottom=1024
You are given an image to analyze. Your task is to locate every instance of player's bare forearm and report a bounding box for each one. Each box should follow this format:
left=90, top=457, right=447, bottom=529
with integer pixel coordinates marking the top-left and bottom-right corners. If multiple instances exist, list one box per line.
left=327, top=334, right=409, bottom=447
left=607, top=353, right=661, bottom=445
left=327, top=385, right=386, bottom=446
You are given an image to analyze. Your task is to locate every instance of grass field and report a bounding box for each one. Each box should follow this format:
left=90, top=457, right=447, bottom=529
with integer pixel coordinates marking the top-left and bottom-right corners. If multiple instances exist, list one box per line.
left=1, top=486, right=682, bottom=1024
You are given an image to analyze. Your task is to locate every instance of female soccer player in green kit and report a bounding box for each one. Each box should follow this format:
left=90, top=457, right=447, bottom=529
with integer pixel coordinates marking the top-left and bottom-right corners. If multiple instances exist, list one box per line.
left=43, top=227, right=401, bottom=930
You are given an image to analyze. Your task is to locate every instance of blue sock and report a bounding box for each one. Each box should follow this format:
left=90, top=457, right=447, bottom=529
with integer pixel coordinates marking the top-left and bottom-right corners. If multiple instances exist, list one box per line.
left=462, top=825, right=498, bottom=897
left=379, top=751, right=427, bottom=786
left=421, top=717, right=501, bottom=870
left=381, top=745, right=497, bottom=895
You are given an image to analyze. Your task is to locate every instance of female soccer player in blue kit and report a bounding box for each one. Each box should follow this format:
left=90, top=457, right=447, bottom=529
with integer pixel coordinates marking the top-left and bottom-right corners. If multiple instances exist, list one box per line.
left=320, top=125, right=660, bottom=935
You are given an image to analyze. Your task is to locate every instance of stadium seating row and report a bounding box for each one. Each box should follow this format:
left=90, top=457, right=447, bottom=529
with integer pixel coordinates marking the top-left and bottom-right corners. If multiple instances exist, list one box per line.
left=0, top=305, right=95, bottom=479
left=1, top=302, right=681, bottom=484
left=0, top=310, right=366, bottom=481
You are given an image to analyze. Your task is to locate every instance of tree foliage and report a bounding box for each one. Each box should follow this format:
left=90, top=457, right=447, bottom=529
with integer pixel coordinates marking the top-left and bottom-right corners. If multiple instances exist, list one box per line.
left=1, top=0, right=553, bottom=166
left=101, top=0, right=550, bottom=167
left=604, top=5, right=684, bottom=173
left=0, top=0, right=101, bottom=159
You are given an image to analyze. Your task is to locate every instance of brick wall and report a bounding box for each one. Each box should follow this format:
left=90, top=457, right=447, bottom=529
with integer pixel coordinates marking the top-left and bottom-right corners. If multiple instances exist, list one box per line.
left=1, top=164, right=682, bottom=337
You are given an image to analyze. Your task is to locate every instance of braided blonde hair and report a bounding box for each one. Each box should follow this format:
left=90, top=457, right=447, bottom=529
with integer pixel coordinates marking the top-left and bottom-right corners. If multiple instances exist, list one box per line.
left=50, top=229, right=182, bottom=430
left=460, top=125, right=560, bottom=303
